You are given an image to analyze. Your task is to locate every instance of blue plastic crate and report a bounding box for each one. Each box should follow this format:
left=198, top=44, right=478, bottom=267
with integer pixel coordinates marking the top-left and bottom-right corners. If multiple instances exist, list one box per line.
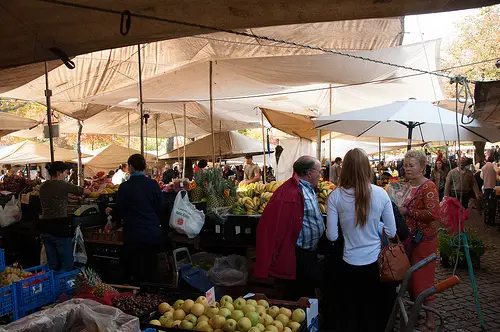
left=54, top=268, right=81, bottom=301
left=0, top=284, right=15, bottom=317
left=0, top=249, right=5, bottom=272
left=142, top=329, right=157, bottom=332
left=13, top=264, right=55, bottom=319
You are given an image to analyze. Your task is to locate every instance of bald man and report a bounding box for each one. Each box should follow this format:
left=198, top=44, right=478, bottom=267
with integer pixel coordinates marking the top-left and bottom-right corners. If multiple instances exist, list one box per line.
left=254, top=156, right=325, bottom=300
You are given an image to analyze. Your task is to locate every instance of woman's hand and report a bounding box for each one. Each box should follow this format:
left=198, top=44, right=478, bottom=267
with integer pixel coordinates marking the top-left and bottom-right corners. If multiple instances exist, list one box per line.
left=399, top=206, right=408, bottom=216
left=105, top=207, right=112, bottom=216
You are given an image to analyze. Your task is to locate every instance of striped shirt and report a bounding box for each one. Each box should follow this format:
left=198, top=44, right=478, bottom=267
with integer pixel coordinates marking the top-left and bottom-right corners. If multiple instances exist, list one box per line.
left=297, top=179, right=325, bottom=250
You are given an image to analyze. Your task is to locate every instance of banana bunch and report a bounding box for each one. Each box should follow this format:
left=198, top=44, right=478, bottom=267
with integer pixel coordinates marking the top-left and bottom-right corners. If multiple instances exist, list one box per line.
left=232, top=203, right=246, bottom=215
left=260, top=192, right=273, bottom=203
left=266, top=181, right=281, bottom=193
left=254, top=182, right=267, bottom=195
left=237, top=196, right=260, bottom=215
left=319, top=180, right=336, bottom=191
left=237, top=188, right=255, bottom=198
left=317, top=180, right=336, bottom=215
left=258, top=202, right=268, bottom=214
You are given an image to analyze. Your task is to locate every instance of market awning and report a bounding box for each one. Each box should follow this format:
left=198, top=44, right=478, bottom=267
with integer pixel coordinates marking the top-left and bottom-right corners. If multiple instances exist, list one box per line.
left=0, top=141, right=88, bottom=164
left=474, top=80, right=500, bottom=126
left=0, top=112, right=39, bottom=137
left=81, top=144, right=156, bottom=176
left=2, top=0, right=488, bottom=69
left=160, top=131, right=273, bottom=160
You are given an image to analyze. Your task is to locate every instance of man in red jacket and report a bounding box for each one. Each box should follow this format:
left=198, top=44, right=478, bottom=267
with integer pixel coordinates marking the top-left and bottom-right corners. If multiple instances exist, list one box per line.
left=254, top=156, right=325, bottom=300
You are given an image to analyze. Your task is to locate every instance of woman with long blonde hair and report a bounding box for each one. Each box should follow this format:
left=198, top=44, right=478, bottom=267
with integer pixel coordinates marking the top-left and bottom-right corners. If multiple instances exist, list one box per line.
left=327, top=148, right=396, bottom=332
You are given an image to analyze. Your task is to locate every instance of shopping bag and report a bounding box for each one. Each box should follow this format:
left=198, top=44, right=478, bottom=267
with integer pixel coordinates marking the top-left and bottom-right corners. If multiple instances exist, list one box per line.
left=386, top=182, right=411, bottom=207
left=73, top=225, right=88, bottom=264
left=169, top=190, right=205, bottom=238
left=40, top=244, right=48, bottom=265
left=0, top=195, right=22, bottom=227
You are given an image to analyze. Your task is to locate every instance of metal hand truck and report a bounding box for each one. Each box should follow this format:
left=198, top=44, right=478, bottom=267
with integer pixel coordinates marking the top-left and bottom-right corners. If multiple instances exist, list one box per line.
left=385, top=254, right=461, bottom=332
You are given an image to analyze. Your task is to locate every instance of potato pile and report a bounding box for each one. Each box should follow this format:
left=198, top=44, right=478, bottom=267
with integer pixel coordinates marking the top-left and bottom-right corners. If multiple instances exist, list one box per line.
left=0, top=266, right=33, bottom=286
left=149, top=295, right=306, bottom=332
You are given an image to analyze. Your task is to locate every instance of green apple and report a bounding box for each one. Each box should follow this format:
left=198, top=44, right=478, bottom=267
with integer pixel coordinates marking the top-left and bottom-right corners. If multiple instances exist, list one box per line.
left=272, top=320, right=283, bottom=332
left=231, top=310, right=244, bottom=322
left=223, top=302, right=235, bottom=311
left=158, top=302, right=171, bottom=314
left=265, top=326, right=278, bottom=332
left=248, top=328, right=261, bottom=332
left=210, top=315, right=226, bottom=329
left=287, top=322, right=300, bottom=332
left=246, top=299, right=258, bottom=307
left=198, top=315, right=210, bottom=323
left=192, top=303, right=206, bottom=317
left=278, top=308, right=291, bottom=319
left=163, top=311, right=174, bottom=321
left=219, top=308, right=232, bottom=319
left=165, top=319, right=175, bottom=328
left=186, top=314, right=198, bottom=325
left=257, top=311, right=266, bottom=324
left=181, top=320, right=195, bottom=330
left=275, top=314, right=289, bottom=327
left=196, top=296, right=209, bottom=307
left=267, top=306, right=279, bottom=319
left=291, top=309, right=305, bottom=323
left=159, top=316, right=169, bottom=326
left=173, top=309, right=186, bottom=321
left=257, top=300, right=269, bottom=310
left=172, top=320, right=183, bottom=328
left=237, top=317, right=252, bottom=332
left=245, top=311, right=260, bottom=326
left=173, top=299, right=185, bottom=310
left=283, top=328, right=292, bottom=332
left=242, top=305, right=256, bottom=315
left=220, top=295, right=233, bottom=306
left=255, top=305, right=266, bottom=315
left=150, top=319, right=161, bottom=326
left=197, top=321, right=210, bottom=331
left=183, top=299, right=195, bottom=313
left=263, top=314, right=274, bottom=327
left=205, top=305, right=220, bottom=318
left=234, top=298, right=246, bottom=310
left=223, top=318, right=237, bottom=332
left=256, top=323, right=265, bottom=332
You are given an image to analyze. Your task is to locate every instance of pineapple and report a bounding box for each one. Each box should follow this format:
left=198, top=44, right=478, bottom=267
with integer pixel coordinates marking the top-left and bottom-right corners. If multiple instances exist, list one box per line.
left=76, top=267, right=117, bottom=297
left=205, top=168, right=226, bottom=211
left=190, top=171, right=206, bottom=202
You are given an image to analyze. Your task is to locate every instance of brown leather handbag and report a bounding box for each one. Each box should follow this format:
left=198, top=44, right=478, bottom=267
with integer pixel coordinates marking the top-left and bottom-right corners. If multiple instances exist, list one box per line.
left=378, top=230, right=411, bottom=282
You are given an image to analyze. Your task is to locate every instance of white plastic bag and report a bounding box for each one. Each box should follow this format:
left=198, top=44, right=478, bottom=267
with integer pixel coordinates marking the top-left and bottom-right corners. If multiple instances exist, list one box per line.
left=40, top=244, right=48, bottom=265
left=208, top=255, right=248, bottom=286
left=73, top=225, right=87, bottom=264
left=169, top=190, right=205, bottom=238
left=386, top=182, right=411, bottom=207
left=0, top=195, right=22, bottom=227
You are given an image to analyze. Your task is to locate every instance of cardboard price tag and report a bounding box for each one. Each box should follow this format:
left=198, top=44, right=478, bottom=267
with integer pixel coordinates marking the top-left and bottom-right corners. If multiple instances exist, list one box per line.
left=206, top=287, right=216, bottom=305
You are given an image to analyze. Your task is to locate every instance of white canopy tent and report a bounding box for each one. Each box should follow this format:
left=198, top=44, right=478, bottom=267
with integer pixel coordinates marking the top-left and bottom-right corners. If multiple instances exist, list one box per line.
left=0, top=141, right=86, bottom=164
left=81, top=144, right=156, bottom=176
left=314, top=100, right=500, bottom=147
left=160, top=131, right=273, bottom=160
left=0, top=112, right=39, bottom=137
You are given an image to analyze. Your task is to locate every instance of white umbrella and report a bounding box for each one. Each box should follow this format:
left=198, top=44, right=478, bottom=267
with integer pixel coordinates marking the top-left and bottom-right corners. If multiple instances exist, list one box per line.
left=313, top=99, right=500, bottom=150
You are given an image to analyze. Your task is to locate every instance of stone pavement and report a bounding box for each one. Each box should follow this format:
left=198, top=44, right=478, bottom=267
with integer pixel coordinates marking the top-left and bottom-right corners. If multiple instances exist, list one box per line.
left=431, top=209, right=500, bottom=332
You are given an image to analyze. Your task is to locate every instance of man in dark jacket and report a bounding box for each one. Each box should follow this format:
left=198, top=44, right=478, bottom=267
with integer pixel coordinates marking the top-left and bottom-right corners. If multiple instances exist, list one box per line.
left=254, top=156, right=324, bottom=300
left=106, top=154, right=164, bottom=285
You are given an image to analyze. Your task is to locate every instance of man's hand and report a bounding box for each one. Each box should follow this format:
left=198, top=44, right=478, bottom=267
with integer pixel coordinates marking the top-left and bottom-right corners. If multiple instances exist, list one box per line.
left=105, top=207, right=113, bottom=215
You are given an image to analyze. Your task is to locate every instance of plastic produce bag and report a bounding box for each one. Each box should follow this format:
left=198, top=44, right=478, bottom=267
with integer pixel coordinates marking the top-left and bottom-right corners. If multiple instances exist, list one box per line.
left=73, top=225, right=87, bottom=264
left=0, top=195, right=22, bottom=227
left=433, top=196, right=468, bottom=234
left=169, top=190, right=205, bottom=238
left=0, top=298, right=140, bottom=332
left=40, top=244, right=47, bottom=265
left=208, top=255, right=248, bottom=286
left=386, top=182, right=411, bottom=207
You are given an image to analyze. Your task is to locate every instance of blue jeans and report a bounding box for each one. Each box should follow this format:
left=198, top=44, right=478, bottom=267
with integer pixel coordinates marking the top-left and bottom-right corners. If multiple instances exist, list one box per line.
left=41, top=233, right=74, bottom=273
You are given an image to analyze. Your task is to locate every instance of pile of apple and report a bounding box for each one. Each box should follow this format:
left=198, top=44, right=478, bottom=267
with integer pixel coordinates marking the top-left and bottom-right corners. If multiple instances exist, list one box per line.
left=149, top=295, right=306, bottom=332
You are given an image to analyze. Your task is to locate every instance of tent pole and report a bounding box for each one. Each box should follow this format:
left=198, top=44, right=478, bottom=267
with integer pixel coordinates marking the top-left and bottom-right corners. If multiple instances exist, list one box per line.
left=137, top=44, right=145, bottom=156
left=44, top=62, right=55, bottom=163
left=378, top=137, right=382, bottom=164
left=127, top=111, right=131, bottom=154
left=155, top=115, right=159, bottom=160
left=407, top=122, right=414, bottom=151
left=171, top=114, right=180, bottom=168
left=316, top=130, right=322, bottom=161
left=209, top=61, right=216, bottom=166
left=183, top=103, right=187, bottom=179
left=261, top=109, right=267, bottom=183
left=219, top=121, right=222, bottom=163
left=329, top=84, right=332, bottom=163
left=77, top=120, right=84, bottom=186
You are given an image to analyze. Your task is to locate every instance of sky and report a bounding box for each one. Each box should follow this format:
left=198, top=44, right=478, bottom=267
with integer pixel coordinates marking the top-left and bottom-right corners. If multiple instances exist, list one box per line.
left=403, top=8, right=480, bottom=46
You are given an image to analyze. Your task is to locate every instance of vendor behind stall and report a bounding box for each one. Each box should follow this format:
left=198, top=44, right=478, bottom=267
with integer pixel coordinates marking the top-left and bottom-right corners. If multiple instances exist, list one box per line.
left=105, top=154, right=164, bottom=285
left=242, top=155, right=261, bottom=184
left=39, top=162, right=90, bottom=273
